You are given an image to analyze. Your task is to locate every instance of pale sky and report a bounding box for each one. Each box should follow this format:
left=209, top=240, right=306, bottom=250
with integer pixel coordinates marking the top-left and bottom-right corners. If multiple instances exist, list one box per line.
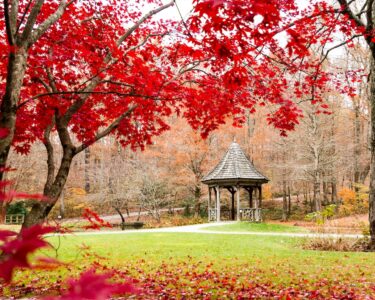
left=158, top=0, right=193, bottom=21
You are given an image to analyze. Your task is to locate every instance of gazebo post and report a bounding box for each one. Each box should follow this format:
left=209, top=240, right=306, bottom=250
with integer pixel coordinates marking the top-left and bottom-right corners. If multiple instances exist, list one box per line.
left=216, top=186, right=220, bottom=222
left=231, top=189, right=235, bottom=220
left=208, top=187, right=212, bottom=221
left=236, top=185, right=240, bottom=221
left=258, top=186, right=262, bottom=208
left=249, top=187, right=253, bottom=208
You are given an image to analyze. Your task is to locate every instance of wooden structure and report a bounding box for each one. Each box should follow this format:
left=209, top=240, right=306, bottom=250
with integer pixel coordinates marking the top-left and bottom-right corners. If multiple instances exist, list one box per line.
left=5, top=214, right=25, bottom=225
left=202, top=142, right=269, bottom=222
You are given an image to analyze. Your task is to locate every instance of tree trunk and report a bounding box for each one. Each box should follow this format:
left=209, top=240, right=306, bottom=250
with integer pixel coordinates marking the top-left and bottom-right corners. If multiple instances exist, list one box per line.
left=137, top=206, right=142, bottom=221
left=313, top=171, right=322, bottom=212
left=22, top=147, right=75, bottom=228
left=369, top=55, right=375, bottom=249
left=354, top=101, right=361, bottom=195
left=287, top=185, right=291, bottom=217
left=282, top=180, right=288, bottom=221
left=84, top=148, right=91, bottom=193
left=331, top=178, right=338, bottom=205
left=59, top=189, right=65, bottom=218
left=0, top=49, right=28, bottom=179
left=115, top=207, right=126, bottom=230
left=194, top=185, right=201, bottom=217
left=322, top=172, right=329, bottom=205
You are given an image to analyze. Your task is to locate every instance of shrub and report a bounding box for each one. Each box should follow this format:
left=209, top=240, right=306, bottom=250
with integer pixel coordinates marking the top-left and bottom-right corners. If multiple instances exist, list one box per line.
left=305, top=204, right=337, bottom=225
left=301, top=236, right=370, bottom=252
left=6, top=201, right=27, bottom=215
left=338, top=185, right=368, bottom=216
left=144, top=215, right=206, bottom=228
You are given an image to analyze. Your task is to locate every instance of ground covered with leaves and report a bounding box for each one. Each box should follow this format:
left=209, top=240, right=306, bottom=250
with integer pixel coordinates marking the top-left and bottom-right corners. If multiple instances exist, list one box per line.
left=2, top=232, right=375, bottom=299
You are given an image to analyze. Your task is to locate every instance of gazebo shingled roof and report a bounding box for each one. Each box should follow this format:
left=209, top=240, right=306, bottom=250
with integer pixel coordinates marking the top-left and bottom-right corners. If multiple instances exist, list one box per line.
left=202, top=142, right=269, bottom=185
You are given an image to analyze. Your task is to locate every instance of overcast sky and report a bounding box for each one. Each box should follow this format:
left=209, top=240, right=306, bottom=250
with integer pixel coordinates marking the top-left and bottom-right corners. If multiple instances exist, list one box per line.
left=157, top=0, right=193, bottom=21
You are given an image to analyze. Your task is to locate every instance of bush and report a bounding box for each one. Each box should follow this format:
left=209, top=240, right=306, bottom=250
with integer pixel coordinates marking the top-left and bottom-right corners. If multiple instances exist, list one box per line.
left=6, top=201, right=27, bottom=215
left=305, top=204, right=337, bottom=225
left=338, top=185, right=368, bottom=216
left=301, top=236, right=370, bottom=252
left=144, top=215, right=206, bottom=228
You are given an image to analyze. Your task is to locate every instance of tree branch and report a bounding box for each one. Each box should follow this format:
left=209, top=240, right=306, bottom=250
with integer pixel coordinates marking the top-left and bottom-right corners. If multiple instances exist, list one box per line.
left=337, top=0, right=365, bottom=28
left=29, top=0, right=74, bottom=46
left=74, top=105, right=138, bottom=154
left=116, top=0, right=174, bottom=46
left=56, top=1, right=173, bottom=127
left=366, top=0, right=374, bottom=31
left=17, top=90, right=170, bottom=110
left=20, top=0, right=45, bottom=44
left=9, top=0, right=18, bottom=39
left=16, top=0, right=32, bottom=34
left=126, top=32, right=169, bottom=53
left=320, top=34, right=362, bottom=65
left=4, top=0, right=15, bottom=45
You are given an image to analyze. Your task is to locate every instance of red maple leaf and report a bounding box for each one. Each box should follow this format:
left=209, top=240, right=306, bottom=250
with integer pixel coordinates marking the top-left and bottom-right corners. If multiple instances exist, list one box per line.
left=82, top=208, right=112, bottom=230
left=0, top=225, right=55, bottom=282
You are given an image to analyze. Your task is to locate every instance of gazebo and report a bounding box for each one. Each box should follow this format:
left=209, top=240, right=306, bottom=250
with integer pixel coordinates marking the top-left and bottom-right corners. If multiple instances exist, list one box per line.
left=202, top=142, right=269, bottom=222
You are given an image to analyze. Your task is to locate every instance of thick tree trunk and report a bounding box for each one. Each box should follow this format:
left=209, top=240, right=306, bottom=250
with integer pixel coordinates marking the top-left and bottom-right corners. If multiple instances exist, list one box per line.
left=369, top=55, right=375, bottom=249
left=0, top=49, right=28, bottom=178
left=22, top=147, right=74, bottom=228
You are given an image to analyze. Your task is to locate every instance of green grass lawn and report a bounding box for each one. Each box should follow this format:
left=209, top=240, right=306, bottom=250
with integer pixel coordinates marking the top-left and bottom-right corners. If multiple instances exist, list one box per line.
left=201, top=221, right=308, bottom=232
left=5, top=231, right=375, bottom=298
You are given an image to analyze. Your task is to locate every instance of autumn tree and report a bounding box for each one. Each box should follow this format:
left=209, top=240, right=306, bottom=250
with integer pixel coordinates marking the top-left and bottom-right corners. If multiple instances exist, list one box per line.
left=13, top=0, right=299, bottom=227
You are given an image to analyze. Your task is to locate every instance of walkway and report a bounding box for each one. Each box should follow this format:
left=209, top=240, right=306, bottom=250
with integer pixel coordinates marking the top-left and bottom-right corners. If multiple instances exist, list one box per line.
left=56, top=222, right=365, bottom=239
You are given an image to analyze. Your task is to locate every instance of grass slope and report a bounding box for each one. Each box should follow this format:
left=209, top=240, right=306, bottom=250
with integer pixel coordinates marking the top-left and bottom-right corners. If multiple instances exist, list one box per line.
left=6, top=232, right=375, bottom=298
left=42, top=233, right=375, bottom=283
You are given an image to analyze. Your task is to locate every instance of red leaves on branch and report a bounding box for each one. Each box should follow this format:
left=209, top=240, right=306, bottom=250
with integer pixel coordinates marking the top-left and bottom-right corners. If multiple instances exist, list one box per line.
left=1, top=0, right=363, bottom=152
left=0, top=225, right=55, bottom=282
left=82, top=208, right=112, bottom=230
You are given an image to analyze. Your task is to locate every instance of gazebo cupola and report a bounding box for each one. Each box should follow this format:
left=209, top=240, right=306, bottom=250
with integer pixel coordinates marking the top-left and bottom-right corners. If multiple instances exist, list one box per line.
left=202, top=142, right=269, bottom=222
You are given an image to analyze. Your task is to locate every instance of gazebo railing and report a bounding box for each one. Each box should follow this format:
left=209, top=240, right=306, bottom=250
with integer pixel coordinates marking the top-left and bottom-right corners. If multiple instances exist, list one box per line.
left=208, top=208, right=234, bottom=222
left=209, top=208, right=262, bottom=222
left=240, top=208, right=262, bottom=222
left=208, top=208, right=217, bottom=222
left=5, top=214, right=25, bottom=225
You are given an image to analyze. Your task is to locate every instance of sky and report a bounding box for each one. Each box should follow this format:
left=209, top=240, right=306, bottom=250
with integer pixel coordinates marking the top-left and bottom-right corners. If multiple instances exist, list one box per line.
left=158, top=0, right=193, bottom=21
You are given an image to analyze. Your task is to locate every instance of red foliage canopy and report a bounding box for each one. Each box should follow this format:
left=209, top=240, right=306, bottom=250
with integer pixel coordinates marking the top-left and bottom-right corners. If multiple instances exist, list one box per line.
left=187, top=0, right=367, bottom=135
left=1, top=0, right=366, bottom=154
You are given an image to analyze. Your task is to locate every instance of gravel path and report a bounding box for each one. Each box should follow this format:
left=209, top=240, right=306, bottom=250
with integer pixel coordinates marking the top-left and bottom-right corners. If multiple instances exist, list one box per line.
left=55, top=222, right=365, bottom=239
